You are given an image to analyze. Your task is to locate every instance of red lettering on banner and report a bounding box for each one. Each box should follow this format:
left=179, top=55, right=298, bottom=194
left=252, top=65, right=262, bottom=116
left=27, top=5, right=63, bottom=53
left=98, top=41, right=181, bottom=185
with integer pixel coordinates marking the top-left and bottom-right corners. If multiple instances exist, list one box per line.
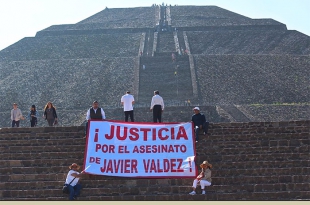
left=103, top=125, right=190, bottom=141
left=143, top=159, right=150, bottom=173
left=177, top=159, right=183, bottom=172
left=150, top=160, right=157, bottom=173
left=100, top=159, right=138, bottom=173
left=157, top=159, right=163, bottom=172
left=131, top=159, right=138, bottom=173
left=158, top=128, right=169, bottom=140
left=94, top=129, right=99, bottom=142
left=171, top=159, right=177, bottom=172
left=89, top=157, right=101, bottom=164
left=146, top=145, right=151, bottom=153
left=133, top=146, right=139, bottom=153
left=106, top=160, right=113, bottom=173
left=143, top=159, right=184, bottom=173
left=129, top=128, right=139, bottom=141
left=124, top=159, right=131, bottom=173
left=163, top=159, right=170, bottom=172
left=95, top=144, right=115, bottom=153
left=152, top=128, right=156, bottom=141
left=105, top=125, right=114, bottom=140
left=118, top=145, right=130, bottom=153
left=132, top=144, right=187, bottom=153
left=140, top=128, right=151, bottom=141
left=116, top=126, right=127, bottom=140
left=176, top=126, right=188, bottom=140
left=171, top=127, right=175, bottom=140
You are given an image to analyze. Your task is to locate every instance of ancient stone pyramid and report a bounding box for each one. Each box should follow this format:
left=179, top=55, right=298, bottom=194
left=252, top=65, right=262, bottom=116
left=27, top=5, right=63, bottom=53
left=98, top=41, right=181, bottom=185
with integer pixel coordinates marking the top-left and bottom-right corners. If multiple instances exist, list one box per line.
left=0, top=5, right=309, bottom=127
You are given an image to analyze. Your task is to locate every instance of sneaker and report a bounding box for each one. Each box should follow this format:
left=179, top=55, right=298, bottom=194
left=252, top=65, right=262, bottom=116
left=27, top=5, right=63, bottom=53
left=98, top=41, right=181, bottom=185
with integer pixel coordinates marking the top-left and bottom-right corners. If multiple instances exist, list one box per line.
left=189, top=191, right=196, bottom=195
left=202, top=190, right=206, bottom=195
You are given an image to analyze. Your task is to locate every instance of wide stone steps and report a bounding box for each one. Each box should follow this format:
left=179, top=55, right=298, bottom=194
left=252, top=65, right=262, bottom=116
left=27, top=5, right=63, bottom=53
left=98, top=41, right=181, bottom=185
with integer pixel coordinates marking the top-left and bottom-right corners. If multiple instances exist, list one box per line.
left=1, top=134, right=308, bottom=148
left=1, top=166, right=308, bottom=177
left=2, top=191, right=309, bottom=201
left=2, top=178, right=309, bottom=191
left=1, top=138, right=308, bottom=150
left=0, top=121, right=308, bottom=200
left=2, top=182, right=309, bottom=197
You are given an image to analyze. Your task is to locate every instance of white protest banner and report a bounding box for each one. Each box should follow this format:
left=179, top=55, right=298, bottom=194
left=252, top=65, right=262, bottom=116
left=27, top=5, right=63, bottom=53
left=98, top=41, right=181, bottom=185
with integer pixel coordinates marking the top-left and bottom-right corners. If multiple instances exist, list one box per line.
left=83, top=120, right=197, bottom=178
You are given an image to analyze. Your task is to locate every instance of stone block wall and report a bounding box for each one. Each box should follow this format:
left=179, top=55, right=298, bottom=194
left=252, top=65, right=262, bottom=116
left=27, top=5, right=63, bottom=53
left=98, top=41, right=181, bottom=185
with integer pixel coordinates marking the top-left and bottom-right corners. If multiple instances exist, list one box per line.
left=0, top=120, right=309, bottom=200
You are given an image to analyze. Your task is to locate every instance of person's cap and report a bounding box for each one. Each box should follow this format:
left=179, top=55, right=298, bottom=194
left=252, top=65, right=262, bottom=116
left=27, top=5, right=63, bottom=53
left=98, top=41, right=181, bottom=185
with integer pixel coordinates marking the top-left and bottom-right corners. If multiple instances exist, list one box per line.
left=193, top=107, right=200, bottom=111
left=93, top=101, right=98, bottom=104
left=126, top=91, right=130, bottom=93
left=13, top=103, right=17, bottom=105
left=31, top=105, right=36, bottom=108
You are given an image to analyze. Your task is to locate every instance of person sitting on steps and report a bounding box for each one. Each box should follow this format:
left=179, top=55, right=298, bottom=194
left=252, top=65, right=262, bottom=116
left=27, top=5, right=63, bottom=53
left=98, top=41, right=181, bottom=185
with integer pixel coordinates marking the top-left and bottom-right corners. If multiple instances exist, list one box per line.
left=191, top=106, right=209, bottom=142
left=64, top=163, right=84, bottom=200
left=189, top=161, right=212, bottom=195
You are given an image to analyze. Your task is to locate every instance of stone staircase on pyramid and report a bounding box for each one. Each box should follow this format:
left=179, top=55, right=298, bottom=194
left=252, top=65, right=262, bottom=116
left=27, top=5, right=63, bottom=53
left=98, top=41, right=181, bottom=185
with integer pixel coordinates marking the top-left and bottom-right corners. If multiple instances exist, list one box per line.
left=0, top=120, right=309, bottom=200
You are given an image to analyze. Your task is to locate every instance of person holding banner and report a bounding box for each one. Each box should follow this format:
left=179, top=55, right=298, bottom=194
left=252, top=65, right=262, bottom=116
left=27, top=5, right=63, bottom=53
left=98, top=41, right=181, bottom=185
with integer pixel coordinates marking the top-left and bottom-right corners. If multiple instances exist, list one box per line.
left=189, top=161, right=212, bottom=195
left=191, top=107, right=209, bottom=142
left=64, top=163, right=84, bottom=200
left=150, top=90, right=164, bottom=123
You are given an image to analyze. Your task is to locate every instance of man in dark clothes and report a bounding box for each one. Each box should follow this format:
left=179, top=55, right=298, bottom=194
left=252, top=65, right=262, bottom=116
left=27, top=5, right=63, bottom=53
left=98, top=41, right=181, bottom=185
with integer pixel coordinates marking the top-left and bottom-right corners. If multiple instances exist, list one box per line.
left=85, top=101, right=106, bottom=136
left=191, top=107, right=209, bottom=142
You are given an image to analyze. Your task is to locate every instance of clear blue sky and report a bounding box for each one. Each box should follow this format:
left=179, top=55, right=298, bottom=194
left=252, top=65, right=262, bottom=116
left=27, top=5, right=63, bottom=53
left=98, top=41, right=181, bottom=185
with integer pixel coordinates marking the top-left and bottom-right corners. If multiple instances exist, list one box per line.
left=0, top=0, right=309, bottom=51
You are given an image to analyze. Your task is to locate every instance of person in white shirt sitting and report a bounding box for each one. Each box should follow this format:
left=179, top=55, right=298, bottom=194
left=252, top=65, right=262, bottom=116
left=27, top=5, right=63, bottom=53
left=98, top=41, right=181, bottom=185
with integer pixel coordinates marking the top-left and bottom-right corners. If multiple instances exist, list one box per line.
left=64, top=163, right=84, bottom=200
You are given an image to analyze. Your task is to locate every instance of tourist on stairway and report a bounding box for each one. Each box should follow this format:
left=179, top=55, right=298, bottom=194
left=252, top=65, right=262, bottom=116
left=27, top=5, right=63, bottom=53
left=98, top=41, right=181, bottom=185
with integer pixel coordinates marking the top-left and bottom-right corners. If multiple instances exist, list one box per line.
left=28, top=105, right=38, bottom=127
left=10, top=103, right=25, bottom=127
left=189, top=161, right=212, bottom=195
left=85, top=100, right=106, bottom=136
left=191, top=106, right=209, bottom=142
left=150, top=90, right=164, bottom=123
left=43, top=102, right=58, bottom=126
left=121, top=91, right=135, bottom=122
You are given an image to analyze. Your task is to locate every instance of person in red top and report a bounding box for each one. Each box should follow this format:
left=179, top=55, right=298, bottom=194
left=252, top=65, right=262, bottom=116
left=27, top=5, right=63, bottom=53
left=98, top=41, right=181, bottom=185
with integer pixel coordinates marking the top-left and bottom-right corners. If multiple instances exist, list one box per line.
left=189, top=161, right=212, bottom=195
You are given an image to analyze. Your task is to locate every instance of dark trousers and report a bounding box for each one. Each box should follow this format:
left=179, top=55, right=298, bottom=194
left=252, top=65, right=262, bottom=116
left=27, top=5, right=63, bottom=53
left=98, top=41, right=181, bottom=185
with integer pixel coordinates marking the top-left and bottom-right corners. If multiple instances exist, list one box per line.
left=124, top=110, right=134, bottom=122
left=153, top=105, right=162, bottom=123
left=30, top=118, right=37, bottom=127
left=12, top=120, right=20, bottom=127
left=67, top=184, right=82, bottom=200
left=194, top=121, right=209, bottom=141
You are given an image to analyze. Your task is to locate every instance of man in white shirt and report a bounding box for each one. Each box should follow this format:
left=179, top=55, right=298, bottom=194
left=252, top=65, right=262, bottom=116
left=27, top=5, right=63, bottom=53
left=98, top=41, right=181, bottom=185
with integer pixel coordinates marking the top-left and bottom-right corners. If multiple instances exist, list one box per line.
left=150, top=90, right=164, bottom=123
left=121, top=91, right=135, bottom=122
left=64, top=163, right=84, bottom=200
left=85, top=101, right=106, bottom=136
